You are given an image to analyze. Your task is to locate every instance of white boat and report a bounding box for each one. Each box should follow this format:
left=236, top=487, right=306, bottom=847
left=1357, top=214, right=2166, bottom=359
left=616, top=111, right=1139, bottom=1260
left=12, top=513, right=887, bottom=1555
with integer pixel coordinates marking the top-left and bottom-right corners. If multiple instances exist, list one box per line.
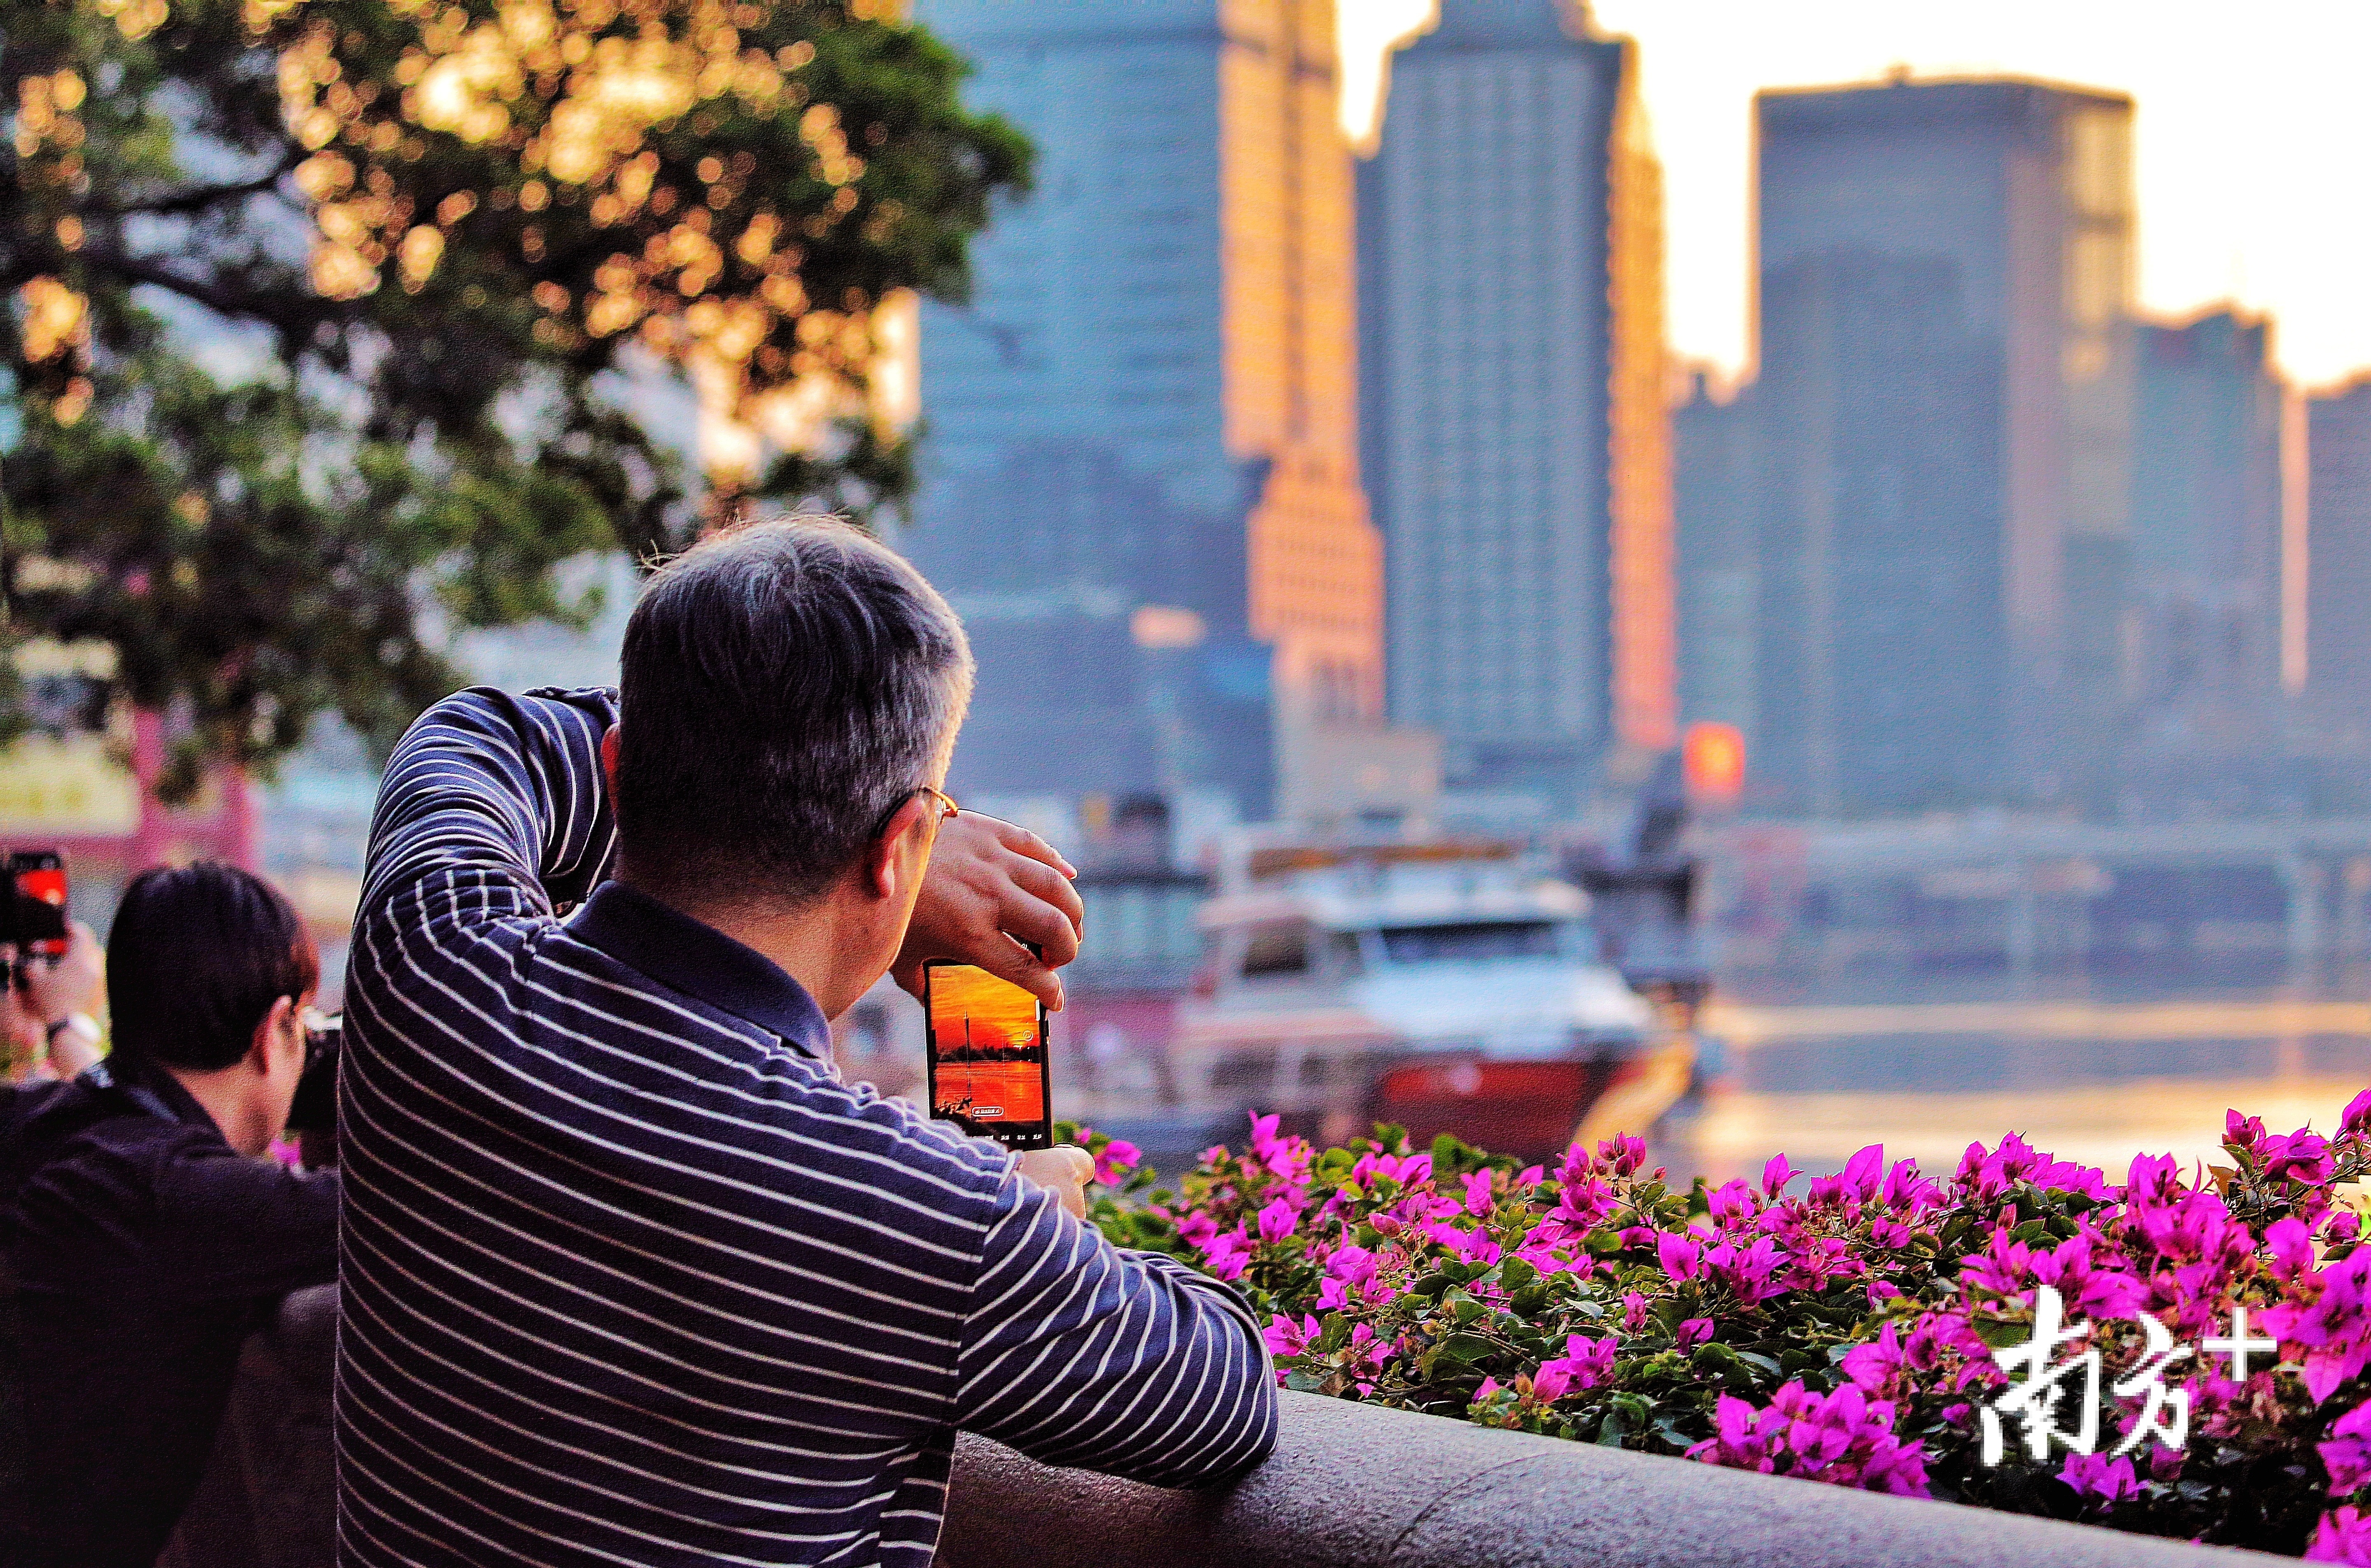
left=1167, top=839, right=1684, bottom=1159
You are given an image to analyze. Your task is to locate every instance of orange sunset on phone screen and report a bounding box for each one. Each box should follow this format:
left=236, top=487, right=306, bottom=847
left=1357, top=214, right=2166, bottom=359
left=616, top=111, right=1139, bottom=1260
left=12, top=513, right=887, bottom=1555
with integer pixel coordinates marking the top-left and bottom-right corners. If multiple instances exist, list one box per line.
left=929, top=967, right=1044, bottom=1123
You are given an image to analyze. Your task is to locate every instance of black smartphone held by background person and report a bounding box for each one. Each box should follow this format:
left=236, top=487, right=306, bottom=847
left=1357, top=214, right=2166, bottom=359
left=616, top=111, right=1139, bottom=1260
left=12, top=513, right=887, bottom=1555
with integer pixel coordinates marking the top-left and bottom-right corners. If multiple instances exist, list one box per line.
left=4, top=850, right=69, bottom=961
left=922, top=951, right=1052, bottom=1150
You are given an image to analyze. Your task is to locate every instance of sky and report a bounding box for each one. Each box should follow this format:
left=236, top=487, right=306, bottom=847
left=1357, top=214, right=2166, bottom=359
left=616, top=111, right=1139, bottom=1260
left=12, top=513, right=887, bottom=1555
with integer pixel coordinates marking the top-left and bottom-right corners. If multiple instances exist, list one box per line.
left=1339, top=0, right=2371, bottom=392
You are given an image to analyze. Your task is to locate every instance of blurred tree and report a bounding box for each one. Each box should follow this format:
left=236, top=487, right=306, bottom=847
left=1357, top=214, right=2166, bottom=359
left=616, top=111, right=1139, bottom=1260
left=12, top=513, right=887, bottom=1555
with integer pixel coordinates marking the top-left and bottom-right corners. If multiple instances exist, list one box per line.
left=0, top=0, right=1027, bottom=799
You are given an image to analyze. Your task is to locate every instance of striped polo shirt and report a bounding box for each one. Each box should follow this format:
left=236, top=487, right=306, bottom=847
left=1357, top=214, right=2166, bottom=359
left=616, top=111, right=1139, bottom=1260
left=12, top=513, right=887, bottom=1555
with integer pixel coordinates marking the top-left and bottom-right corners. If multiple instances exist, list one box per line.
left=337, top=687, right=1274, bottom=1566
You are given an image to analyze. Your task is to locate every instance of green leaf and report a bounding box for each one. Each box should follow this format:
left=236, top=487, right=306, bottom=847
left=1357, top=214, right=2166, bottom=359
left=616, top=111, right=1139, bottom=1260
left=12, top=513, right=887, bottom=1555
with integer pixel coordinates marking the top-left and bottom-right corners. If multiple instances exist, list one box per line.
left=1436, top=1333, right=1497, bottom=1363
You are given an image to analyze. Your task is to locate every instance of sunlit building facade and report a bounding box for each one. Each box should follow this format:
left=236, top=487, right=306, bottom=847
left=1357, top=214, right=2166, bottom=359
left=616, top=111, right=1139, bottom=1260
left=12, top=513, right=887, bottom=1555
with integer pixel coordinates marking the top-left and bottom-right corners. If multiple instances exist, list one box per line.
left=1752, top=76, right=2136, bottom=814
left=1357, top=0, right=1671, bottom=805
left=907, top=0, right=1382, bottom=822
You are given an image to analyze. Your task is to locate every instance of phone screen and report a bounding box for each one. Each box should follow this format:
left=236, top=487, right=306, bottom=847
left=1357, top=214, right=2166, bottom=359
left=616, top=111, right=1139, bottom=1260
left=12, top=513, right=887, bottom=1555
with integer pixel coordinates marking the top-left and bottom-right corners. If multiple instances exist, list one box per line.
left=922, top=959, right=1051, bottom=1150
left=12, top=853, right=68, bottom=957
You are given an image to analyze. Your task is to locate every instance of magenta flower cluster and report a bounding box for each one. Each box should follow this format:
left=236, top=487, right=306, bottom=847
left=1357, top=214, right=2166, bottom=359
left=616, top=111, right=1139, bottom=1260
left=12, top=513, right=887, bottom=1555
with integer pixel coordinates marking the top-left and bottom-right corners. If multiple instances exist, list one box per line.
left=1069, top=1087, right=2371, bottom=1558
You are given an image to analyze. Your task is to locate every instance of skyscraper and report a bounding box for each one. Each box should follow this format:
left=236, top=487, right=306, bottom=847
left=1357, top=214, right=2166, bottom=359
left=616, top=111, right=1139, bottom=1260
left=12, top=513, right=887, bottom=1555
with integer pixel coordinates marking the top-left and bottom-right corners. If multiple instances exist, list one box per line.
left=2310, top=377, right=2371, bottom=738
left=2127, top=310, right=2285, bottom=734
left=1672, top=370, right=1756, bottom=748
left=906, top=0, right=1385, bottom=822
left=1752, top=76, right=2135, bottom=813
left=1357, top=0, right=1671, bottom=807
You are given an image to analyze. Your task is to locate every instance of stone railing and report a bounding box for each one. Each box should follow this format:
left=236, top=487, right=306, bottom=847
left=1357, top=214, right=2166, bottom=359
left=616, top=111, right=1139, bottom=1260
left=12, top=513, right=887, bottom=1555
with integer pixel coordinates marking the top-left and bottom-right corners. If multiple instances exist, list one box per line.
left=175, top=1288, right=2261, bottom=1568
left=938, top=1391, right=2260, bottom=1568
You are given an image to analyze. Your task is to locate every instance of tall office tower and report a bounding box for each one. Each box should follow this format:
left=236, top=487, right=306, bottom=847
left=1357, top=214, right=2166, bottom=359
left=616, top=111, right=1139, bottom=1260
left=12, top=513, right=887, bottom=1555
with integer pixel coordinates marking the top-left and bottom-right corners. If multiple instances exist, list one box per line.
left=907, top=0, right=1389, bottom=823
left=2310, top=377, right=2371, bottom=737
left=1672, top=370, right=1756, bottom=746
left=1358, top=0, right=1671, bottom=807
left=1753, top=76, right=2135, bottom=814
left=2126, top=310, right=2285, bottom=734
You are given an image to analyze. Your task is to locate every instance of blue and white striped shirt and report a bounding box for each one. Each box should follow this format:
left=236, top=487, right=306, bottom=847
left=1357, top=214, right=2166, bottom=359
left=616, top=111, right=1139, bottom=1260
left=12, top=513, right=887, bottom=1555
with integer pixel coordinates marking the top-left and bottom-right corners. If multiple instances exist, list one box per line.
left=336, top=687, right=1274, bottom=1566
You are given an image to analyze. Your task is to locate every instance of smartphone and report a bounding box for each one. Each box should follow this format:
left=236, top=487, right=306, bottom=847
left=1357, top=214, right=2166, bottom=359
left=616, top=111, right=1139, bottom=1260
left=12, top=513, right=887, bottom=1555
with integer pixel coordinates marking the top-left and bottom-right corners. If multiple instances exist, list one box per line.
left=7, top=850, right=68, bottom=958
left=922, top=954, right=1052, bottom=1150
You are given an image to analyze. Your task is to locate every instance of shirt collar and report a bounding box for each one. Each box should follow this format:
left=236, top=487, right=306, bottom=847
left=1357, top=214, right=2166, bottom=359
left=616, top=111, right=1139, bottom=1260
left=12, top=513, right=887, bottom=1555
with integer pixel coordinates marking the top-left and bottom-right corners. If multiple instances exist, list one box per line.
left=567, top=881, right=833, bottom=1060
left=79, top=1054, right=219, bottom=1135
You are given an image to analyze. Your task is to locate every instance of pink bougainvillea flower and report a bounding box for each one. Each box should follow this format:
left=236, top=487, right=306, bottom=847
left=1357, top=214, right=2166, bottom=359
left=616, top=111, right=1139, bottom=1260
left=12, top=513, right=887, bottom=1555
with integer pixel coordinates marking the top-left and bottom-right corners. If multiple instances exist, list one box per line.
left=1087, top=1136, right=1141, bottom=1186
left=1686, top=1394, right=1781, bottom=1474
left=1657, top=1231, right=1705, bottom=1282
left=2264, top=1250, right=2371, bottom=1400
left=1879, top=1156, right=1941, bottom=1213
left=2060, top=1451, right=2141, bottom=1506
left=1532, top=1333, right=1619, bottom=1403
left=1202, top=1226, right=1251, bottom=1282
left=1622, top=1291, right=1652, bottom=1332
left=2226, top=1109, right=2270, bottom=1155
left=2310, top=1505, right=2371, bottom=1565
left=2262, top=1127, right=2340, bottom=1186
left=1707, top=1235, right=1787, bottom=1306
left=2271, top=1217, right=2321, bottom=1282
left=1675, top=1318, right=1715, bottom=1351
left=2347, top=1089, right=2371, bottom=1137
left=1463, top=1170, right=1495, bottom=1217
left=1693, top=1382, right=1927, bottom=1496
left=1761, top=1153, right=1799, bottom=1199
left=1257, top=1198, right=1300, bottom=1246
left=1596, top=1134, right=1648, bottom=1177
left=1840, top=1143, right=1887, bottom=1202
left=1263, top=1313, right=1319, bottom=1358
left=1706, top=1179, right=1758, bottom=1230
left=2322, top=1401, right=2371, bottom=1497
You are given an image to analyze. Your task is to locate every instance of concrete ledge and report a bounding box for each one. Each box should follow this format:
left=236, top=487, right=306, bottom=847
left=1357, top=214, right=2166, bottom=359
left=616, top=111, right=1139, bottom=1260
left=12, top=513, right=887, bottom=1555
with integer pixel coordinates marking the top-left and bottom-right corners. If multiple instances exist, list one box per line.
left=937, top=1391, right=2257, bottom=1568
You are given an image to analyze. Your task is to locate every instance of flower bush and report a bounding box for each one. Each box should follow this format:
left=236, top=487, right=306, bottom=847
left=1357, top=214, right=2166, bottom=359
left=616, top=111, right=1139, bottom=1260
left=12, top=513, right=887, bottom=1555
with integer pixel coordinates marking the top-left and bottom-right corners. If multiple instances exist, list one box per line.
left=1068, top=1095, right=2371, bottom=1558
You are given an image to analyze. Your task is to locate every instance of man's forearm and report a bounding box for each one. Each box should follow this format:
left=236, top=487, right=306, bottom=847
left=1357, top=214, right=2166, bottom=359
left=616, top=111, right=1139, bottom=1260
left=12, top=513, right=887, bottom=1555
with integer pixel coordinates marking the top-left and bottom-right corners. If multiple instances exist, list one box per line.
left=357, top=687, right=620, bottom=923
left=957, top=1184, right=1279, bottom=1487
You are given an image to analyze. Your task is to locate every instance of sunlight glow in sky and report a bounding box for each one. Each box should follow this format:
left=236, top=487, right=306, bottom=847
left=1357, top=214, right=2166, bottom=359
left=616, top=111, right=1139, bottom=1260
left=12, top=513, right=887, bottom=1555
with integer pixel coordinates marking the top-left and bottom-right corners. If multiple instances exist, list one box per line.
left=1339, top=0, right=2371, bottom=391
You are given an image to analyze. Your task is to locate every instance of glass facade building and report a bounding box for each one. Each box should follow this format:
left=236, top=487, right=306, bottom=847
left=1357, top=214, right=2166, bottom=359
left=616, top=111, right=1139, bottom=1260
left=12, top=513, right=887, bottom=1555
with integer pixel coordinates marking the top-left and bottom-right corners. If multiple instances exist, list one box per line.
left=1356, top=0, right=1671, bottom=805
left=906, top=0, right=1379, bottom=822
left=1752, top=77, right=2136, bottom=813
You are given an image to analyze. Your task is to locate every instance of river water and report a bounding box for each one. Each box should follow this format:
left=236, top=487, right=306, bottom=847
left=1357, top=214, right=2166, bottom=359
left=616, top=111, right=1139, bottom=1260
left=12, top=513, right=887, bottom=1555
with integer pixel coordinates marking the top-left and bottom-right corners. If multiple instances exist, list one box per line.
left=1652, top=960, right=2371, bottom=1186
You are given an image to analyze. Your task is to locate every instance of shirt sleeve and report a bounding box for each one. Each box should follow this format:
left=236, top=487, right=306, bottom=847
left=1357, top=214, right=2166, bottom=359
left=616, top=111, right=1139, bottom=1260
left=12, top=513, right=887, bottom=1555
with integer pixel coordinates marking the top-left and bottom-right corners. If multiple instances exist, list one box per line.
left=954, top=1173, right=1278, bottom=1488
left=152, top=1141, right=340, bottom=1304
left=355, top=686, right=620, bottom=937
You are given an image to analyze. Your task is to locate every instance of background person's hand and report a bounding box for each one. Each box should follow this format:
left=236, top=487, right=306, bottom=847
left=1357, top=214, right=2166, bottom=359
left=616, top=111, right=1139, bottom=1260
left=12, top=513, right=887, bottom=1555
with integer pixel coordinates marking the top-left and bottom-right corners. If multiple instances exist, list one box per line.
left=22, top=920, right=103, bottom=1027
left=1014, top=1146, right=1094, bottom=1219
left=894, top=813, right=1083, bottom=1012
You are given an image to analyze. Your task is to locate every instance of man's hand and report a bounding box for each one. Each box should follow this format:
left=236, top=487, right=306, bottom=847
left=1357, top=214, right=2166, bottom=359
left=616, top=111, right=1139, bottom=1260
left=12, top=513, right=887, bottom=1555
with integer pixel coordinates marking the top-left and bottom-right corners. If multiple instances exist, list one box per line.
left=894, top=813, right=1083, bottom=1011
left=1015, top=1146, right=1094, bottom=1219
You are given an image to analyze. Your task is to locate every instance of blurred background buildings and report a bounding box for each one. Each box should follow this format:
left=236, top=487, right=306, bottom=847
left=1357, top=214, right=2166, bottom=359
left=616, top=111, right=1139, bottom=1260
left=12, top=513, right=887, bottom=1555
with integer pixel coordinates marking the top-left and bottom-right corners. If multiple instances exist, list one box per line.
left=903, top=0, right=1426, bottom=838
left=17, top=0, right=2371, bottom=1009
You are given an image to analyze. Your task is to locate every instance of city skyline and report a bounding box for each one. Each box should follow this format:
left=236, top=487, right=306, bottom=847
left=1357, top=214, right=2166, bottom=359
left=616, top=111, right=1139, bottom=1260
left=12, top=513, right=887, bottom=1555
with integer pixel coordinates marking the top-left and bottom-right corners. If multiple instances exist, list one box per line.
left=1341, top=0, right=2371, bottom=389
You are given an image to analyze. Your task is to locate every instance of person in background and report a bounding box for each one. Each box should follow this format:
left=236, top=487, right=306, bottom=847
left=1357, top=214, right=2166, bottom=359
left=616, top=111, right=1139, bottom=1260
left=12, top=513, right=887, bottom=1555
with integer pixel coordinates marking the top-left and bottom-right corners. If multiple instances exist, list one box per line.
left=0, top=862, right=338, bottom=1568
left=2, top=920, right=104, bottom=1082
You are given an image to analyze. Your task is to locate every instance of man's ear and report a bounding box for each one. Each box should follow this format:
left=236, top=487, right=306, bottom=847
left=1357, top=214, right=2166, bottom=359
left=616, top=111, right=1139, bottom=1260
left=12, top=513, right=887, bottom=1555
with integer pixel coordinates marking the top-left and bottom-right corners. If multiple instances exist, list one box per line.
left=864, top=796, right=934, bottom=902
left=249, top=994, right=298, bottom=1074
left=601, top=725, right=621, bottom=792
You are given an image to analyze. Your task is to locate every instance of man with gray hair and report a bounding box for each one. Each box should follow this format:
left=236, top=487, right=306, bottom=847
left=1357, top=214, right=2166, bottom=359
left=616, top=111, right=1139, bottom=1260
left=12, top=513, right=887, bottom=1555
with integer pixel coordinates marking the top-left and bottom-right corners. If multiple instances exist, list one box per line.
left=338, top=519, right=1275, bottom=1566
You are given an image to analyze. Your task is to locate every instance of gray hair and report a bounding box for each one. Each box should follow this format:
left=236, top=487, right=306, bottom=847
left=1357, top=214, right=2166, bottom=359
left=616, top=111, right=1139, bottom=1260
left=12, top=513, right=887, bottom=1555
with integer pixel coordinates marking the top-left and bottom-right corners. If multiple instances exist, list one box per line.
left=615, top=517, right=974, bottom=905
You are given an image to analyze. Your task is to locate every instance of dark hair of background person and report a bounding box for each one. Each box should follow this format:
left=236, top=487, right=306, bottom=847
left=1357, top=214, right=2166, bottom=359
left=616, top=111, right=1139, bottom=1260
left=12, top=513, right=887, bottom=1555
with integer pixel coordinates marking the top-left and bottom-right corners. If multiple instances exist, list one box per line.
left=105, top=862, right=319, bottom=1072
left=615, top=517, right=974, bottom=908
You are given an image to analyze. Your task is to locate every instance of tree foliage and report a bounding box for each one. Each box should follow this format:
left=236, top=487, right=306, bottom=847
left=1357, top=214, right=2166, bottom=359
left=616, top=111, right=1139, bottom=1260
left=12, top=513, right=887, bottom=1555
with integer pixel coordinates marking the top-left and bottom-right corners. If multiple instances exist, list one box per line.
left=0, top=0, right=1027, bottom=796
